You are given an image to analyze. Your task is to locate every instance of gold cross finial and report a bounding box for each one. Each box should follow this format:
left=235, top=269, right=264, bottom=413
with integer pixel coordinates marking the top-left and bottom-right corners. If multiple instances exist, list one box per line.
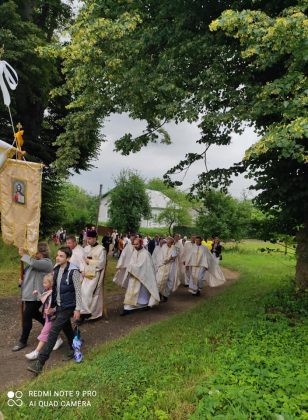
left=16, top=122, right=23, bottom=131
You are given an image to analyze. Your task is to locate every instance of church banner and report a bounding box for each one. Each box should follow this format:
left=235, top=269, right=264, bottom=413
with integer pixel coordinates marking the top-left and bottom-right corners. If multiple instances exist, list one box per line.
left=0, top=159, right=43, bottom=255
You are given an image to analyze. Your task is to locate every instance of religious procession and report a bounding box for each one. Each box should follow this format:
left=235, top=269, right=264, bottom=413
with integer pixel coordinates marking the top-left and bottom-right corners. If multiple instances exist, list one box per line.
left=1, top=1, right=306, bottom=417
left=10, top=228, right=225, bottom=376
left=0, top=58, right=217, bottom=379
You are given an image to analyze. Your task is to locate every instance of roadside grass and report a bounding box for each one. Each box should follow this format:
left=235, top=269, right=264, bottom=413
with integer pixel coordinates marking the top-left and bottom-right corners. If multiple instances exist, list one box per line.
left=1, top=243, right=306, bottom=419
left=224, top=239, right=296, bottom=257
left=0, top=239, right=20, bottom=297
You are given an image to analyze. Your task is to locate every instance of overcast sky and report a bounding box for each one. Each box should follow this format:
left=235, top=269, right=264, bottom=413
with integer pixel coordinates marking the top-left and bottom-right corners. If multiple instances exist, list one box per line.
left=70, top=113, right=258, bottom=198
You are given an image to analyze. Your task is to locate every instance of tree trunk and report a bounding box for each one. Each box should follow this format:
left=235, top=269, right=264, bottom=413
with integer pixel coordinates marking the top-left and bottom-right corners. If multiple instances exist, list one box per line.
left=168, top=222, right=173, bottom=236
left=295, top=222, right=308, bottom=291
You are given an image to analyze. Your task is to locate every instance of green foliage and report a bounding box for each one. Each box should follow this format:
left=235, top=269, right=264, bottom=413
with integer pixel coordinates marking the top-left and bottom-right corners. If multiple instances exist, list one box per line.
left=196, top=190, right=253, bottom=240
left=109, top=170, right=151, bottom=233
left=192, top=285, right=307, bottom=419
left=209, top=3, right=308, bottom=288
left=0, top=239, right=19, bottom=297
left=139, top=227, right=169, bottom=237
left=54, top=0, right=307, bottom=286
left=157, top=204, right=192, bottom=235
left=0, top=0, right=75, bottom=235
left=40, top=170, right=65, bottom=236
left=58, top=182, right=99, bottom=233
left=52, top=0, right=251, bottom=173
left=173, top=225, right=197, bottom=238
left=208, top=3, right=308, bottom=232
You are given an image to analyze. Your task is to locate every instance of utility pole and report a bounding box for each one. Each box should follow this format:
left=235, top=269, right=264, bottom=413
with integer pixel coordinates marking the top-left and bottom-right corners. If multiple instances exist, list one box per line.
left=96, top=184, right=103, bottom=231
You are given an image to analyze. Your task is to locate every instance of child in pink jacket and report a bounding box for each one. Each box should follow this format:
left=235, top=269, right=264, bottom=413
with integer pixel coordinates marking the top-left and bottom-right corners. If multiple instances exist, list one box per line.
left=25, top=273, right=63, bottom=360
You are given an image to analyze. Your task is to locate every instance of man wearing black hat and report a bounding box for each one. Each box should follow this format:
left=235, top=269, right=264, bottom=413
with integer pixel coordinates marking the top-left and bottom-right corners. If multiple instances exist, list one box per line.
left=80, top=230, right=106, bottom=320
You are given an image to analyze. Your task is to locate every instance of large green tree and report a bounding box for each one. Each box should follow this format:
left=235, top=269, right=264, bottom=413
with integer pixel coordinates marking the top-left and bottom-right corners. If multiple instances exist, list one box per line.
left=196, top=190, right=253, bottom=241
left=0, top=1, right=104, bottom=235
left=59, top=183, right=99, bottom=233
left=56, top=0, right=307, bottom=288
left=209, top=4, right=307, bottom=288
left=0, top=0, right=73, bottom=234
left=0, top=0, right=71, bottom=160
left=109, top=170, right=151, bottom=233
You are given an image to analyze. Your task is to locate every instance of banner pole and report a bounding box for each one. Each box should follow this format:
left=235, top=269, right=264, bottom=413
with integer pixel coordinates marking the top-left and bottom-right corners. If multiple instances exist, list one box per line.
left=20, top=259, right=24, bottom=328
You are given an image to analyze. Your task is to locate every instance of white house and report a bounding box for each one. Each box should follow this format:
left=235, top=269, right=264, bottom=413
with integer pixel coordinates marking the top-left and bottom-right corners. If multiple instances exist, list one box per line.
left=98, top=189, right=173, bottom=228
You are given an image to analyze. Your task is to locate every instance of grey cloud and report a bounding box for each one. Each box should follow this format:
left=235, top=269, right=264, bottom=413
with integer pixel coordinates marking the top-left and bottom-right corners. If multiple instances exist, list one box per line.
left=71, top=113, right=258, bottom=198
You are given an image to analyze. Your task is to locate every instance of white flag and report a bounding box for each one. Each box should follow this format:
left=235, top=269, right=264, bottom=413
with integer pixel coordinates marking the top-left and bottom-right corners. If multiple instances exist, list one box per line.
left=0, top=61, right=18, bottom=107
left=0, top=140, right=15, bottom=171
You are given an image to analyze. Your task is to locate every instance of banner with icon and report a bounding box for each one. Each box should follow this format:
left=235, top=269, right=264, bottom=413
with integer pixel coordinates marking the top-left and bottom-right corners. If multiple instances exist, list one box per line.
left=0, top=159, right=43, bottom=255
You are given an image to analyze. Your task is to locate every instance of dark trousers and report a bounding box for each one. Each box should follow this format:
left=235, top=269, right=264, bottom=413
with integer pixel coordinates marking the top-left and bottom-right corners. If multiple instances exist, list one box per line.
left=20, top=301, right=44, bottom=344
left=38, top=306, right=74, bottom=365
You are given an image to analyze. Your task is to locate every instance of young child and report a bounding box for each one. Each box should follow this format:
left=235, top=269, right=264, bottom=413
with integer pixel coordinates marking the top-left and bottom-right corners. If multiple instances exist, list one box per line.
left=25, top=273, right=63, bottom=360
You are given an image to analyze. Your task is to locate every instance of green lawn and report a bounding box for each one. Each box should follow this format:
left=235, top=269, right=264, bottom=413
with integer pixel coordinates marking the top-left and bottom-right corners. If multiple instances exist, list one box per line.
left=1, top=242, right=306, bottom=419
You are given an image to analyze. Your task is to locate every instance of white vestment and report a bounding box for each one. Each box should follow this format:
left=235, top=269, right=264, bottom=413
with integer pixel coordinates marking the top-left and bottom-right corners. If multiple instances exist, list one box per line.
left=156, top=244, right=180, bottom=297
left=113, top=243, right=134, bottom=288
left=69, top=244, right=85, bottom=271
left=185, top=244, right=210, bottom=293
left=205, top=252, right=226, bottom=287
left=81, top=244, right=106, bottom=319
left=123, top=248, right=160, bottom=310
left=174, top=240, right=184, bottom=284
left=182, top=241, right=195, bottom=285
left=152, top=245, right=163, bottom=272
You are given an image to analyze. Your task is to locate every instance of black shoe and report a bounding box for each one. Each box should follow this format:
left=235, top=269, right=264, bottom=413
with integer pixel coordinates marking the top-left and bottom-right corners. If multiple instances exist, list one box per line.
left=160, top=295, right=168, bottom=303
left=194, top=290, right=201, bottom=296
left=138, top=306, right=150, bottom=312
left=120, top=309, right=133, bottom=316
left=184, top=284, right=189, bottom=288
left=62, top=349, right=74, bottom=361
left=12, top=342, right=27, bottom=352
left=27, top=359, right=43, bottom=375
left=77, top=313, right=92, bottom=325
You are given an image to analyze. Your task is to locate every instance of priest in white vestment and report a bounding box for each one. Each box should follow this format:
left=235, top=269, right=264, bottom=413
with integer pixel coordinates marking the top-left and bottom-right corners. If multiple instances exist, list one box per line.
left=156, top=237, right=180, bottom=302
left=174, top=234, right=184, bottom=284
left=81, top=231, right=106, bottom=320
left=120, top=238, right=160, bottom=315
left=152, top=237, right=166, bottom=272
left=185, top=236, right=210, bottom=295
left=181, top=235, right=196, bottom=286
left=205, top=239, right=226, bottom=287
left=113, top=234, right=136, bottom=288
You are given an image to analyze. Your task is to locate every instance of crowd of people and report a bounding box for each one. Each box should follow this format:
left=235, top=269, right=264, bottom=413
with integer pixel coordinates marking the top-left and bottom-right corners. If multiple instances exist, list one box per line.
left=12, top=229, right=224, bottom=375
left=114, top=233, right=225, bottom=312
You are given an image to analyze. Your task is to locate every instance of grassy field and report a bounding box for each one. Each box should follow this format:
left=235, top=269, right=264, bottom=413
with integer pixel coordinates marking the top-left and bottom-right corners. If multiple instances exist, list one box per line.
left=0, top=240, right=306, bottom=419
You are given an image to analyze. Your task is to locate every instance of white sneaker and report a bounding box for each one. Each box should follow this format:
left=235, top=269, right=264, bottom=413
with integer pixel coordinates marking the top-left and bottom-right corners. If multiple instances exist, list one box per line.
left=25, top=350, right=39, bottom=360
left=53, top=337, right=63, bottom=351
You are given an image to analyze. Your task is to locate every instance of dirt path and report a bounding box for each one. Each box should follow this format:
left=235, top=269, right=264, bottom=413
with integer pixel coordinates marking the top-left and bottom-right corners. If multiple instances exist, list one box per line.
left=0, top=267, right=239, bottom=392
